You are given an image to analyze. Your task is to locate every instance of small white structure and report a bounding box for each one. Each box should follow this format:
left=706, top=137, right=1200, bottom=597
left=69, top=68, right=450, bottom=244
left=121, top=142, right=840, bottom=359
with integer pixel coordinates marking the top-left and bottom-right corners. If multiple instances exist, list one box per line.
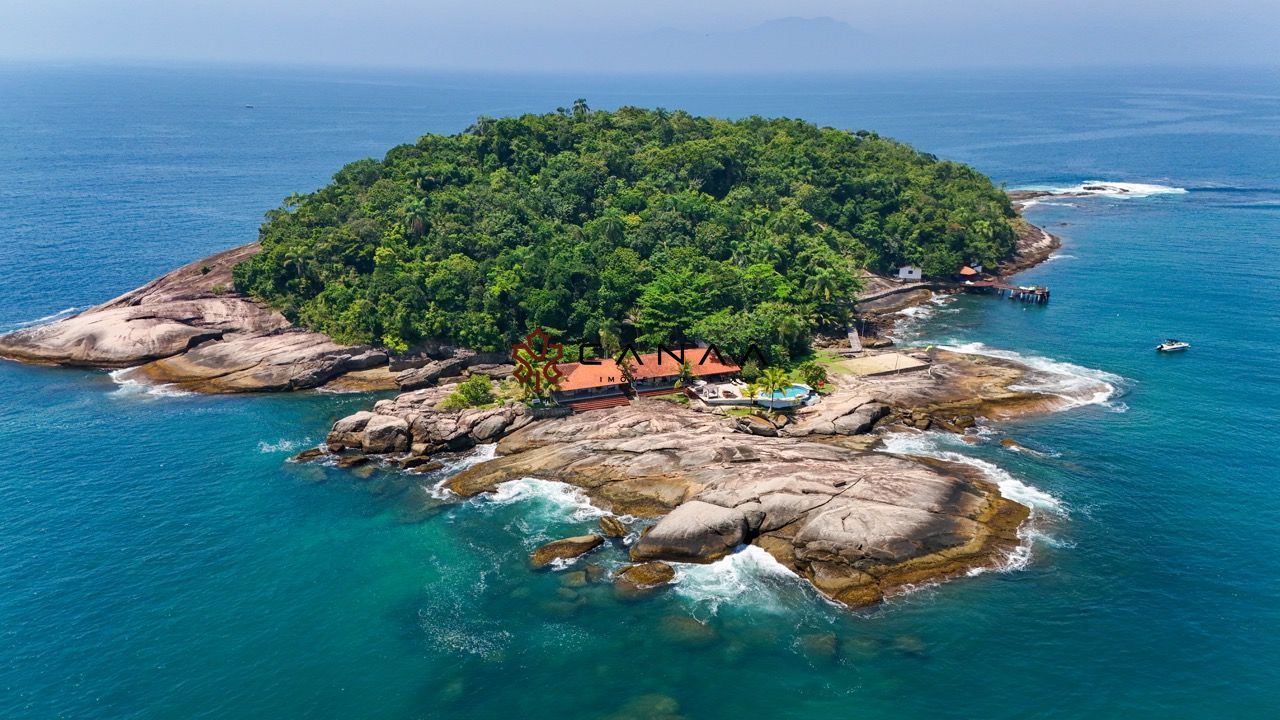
left=897, top=265, right=923, bottom=281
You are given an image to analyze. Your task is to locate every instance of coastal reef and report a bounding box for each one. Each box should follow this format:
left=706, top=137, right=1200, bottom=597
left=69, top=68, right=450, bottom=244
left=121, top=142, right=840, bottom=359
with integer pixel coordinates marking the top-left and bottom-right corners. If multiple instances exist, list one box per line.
left=322, top=398, right=1026, bottom=608
left=312, top=344, right=1110, bottom=610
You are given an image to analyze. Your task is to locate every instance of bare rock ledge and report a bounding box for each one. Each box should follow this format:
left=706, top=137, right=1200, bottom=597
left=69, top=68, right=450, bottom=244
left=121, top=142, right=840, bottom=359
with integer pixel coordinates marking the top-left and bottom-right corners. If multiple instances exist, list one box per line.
left=437, top=403, right=1028, bottom=609
left=0, top=243, right=386, bottom=392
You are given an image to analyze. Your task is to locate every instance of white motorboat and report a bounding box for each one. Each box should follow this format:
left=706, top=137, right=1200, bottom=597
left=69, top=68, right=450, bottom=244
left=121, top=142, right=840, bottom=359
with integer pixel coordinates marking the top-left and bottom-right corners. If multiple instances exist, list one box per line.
left=1156, top=339, right=1190, bottom=352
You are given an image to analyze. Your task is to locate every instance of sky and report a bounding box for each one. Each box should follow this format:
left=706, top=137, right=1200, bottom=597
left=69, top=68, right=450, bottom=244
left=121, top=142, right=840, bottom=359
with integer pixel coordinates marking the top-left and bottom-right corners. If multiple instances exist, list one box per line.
left=1, top=0, right=1277, bottom=71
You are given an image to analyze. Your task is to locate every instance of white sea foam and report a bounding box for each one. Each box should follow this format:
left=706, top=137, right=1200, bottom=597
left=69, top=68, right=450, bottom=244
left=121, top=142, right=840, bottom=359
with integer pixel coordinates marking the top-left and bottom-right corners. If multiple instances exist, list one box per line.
left=426, top=444, right=498, bottom=499
left=485, top=477, right=608, bottom=522
left=259, top=438, right=309, bottom=453
left=107, top=368, right=196, bottom=398
left=879, top=431, right=1064, bottom=513
left=941, top=341, right=1125, bottom=411
left=1047, top=181, right=1188, bottom=199
left=1045, top=253, right=1077, bottom=262
left=1, top=306, right=83, bottom=332
left=879, top=431, right=1068, bottom=576
left=896, top=304, right=933, bottom=319
left=672, top=545, right=800, bottom=616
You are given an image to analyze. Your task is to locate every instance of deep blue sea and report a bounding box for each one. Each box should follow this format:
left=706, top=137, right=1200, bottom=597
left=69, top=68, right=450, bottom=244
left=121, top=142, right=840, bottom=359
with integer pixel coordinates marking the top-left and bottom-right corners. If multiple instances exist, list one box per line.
left=2, top=65, right=1278, bottom=718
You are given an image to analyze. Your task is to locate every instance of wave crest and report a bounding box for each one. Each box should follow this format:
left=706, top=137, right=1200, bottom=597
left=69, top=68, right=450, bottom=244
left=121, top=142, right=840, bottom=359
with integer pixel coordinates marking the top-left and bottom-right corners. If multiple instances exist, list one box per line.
left=1044, top=181, right=1188, bottom=199
left=942, top=341, right=1126, bottom=411
left=672, top=545, right=800, bottom=617
left=485, top=477, right=608, bottom=523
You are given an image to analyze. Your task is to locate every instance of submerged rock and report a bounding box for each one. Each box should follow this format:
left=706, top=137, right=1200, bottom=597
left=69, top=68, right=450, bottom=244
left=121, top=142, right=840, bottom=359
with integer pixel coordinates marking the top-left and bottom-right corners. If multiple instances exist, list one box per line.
left=291, top=447, right=325, bottom=462
left=614, top=562, right=676, bottom=598
left=659, top=615, right=718, bottom=648
left=335, top=453, right=370, bottom=469
left=598, top=516, right=627, bottom=538
left=530, top=535, right=603, bottom=569
left=797, top=633, right=839, bottom=663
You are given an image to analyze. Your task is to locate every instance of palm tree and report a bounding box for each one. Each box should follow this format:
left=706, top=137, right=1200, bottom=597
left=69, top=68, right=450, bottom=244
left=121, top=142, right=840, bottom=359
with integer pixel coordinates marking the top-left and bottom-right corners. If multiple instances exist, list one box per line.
left=598, top=214, right=625, bottom=245
left=402, top=198, right=429, bottom=237
left=755, top=367, right=791, bottom=405
left=674, top=360, right=695, bottom=389
left=804, top=266, right=839, bottom=305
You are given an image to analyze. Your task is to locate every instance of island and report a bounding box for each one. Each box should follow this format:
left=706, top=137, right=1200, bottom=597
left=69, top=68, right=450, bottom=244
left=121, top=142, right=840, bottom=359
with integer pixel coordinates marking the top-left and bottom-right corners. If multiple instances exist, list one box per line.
left=0, top=105, right=1081, bottom=609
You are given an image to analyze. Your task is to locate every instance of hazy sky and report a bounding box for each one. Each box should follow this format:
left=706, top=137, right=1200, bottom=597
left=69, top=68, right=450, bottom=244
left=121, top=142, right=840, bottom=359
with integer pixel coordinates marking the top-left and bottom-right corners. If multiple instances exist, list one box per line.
left=1, top=1, right=1276, bottom=71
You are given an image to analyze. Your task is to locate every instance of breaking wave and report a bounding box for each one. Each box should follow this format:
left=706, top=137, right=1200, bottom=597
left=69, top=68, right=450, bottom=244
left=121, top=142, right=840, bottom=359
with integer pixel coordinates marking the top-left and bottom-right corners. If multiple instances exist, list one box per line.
left=879, top=431, right=1067, bottom=575
left=485, top=477, right=608, bottom=523
left=0, top=306, right=83, bottom=332
left=425, top=444, right=498, bottom=499
left=672, top=545, right=800, bottom=617
left=880, top=432, right=1064, bottom=513
left=941, top=341, right=1126, bottom=411
left=258, top=438, right=310, bottom=453
left=1044, top=181, right=1188, bottom=199
left=107, top=368, right=196, bottom=398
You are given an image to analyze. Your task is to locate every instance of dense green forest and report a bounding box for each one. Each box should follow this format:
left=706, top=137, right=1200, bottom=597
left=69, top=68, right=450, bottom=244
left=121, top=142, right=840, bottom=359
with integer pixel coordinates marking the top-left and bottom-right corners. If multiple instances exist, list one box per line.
left=233, top=103, right=1017, bottom=360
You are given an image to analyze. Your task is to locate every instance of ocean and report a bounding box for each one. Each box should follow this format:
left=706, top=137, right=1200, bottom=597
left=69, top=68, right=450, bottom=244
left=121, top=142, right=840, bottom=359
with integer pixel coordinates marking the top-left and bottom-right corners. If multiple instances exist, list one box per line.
left=1, top=64, right=1278, bottom=718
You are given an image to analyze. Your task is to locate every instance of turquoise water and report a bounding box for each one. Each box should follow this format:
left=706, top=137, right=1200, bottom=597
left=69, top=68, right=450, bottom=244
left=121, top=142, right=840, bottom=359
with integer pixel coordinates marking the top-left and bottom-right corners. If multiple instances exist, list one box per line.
left=760, top=384, right=810, bottom=400
left=2, top=66, right=1279, bottom=718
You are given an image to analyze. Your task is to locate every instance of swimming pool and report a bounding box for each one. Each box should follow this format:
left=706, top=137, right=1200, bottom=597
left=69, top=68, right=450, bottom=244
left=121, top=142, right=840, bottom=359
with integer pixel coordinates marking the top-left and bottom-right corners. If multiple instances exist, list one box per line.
left=757, top=384, right=811, bottom=401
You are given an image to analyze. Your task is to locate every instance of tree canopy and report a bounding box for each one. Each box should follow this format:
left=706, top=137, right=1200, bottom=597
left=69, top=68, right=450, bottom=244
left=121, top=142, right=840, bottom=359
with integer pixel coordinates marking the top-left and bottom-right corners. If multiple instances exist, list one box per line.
left=232, top=104, right=1017, bottom=360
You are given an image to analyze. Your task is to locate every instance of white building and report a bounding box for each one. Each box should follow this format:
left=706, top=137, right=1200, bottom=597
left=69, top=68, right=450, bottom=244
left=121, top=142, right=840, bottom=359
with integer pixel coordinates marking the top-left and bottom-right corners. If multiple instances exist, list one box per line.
left=897, top=265, right=923, bottom=281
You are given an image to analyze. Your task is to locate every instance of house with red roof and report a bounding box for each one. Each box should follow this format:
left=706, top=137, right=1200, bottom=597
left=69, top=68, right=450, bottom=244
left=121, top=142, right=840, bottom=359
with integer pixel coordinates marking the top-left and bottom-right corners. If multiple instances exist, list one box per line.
left=550, top=359, right=630, bottom=412
left=623, top=350, right=741, bottom=397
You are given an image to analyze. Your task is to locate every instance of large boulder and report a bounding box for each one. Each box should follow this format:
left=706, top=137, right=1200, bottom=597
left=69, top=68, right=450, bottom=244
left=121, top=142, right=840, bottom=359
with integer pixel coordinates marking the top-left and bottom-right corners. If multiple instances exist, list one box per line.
left=630, top=500, right=758, bottom=563
left=599, top=516, right=627, bottom=538
left=362, top=414, right=409, bottom=453
left=530, top=535, right=604, bottom=568
left=396, top=356, right=468, bottom=390
left=326, top=411, right=375, bottom=449
left=735, top=415, right=778, bottom=437
left=832, top=402, right=890, bottom=435
left=614, top=561, right=676, bottom=597
left=469, top=412, right=512, bottom=442
left=611, top=561, right=675, bottom=589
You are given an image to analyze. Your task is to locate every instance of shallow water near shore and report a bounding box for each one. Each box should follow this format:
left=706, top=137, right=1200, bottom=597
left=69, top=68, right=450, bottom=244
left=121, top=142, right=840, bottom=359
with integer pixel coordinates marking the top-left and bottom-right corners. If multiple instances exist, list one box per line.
left=2, top=66, right=1279, bottom=718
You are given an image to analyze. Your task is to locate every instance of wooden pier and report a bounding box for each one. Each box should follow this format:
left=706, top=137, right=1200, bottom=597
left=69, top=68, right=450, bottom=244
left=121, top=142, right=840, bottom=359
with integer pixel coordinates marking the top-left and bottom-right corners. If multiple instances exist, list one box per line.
left=964, top=280, right=1050, bottom=304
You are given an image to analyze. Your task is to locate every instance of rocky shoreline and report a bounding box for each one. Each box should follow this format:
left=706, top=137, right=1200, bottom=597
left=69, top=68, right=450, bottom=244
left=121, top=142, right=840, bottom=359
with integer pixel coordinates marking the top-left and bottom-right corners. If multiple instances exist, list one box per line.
left=0, top=217, right=1078, bottom=610
left=308, top=347, right=1100, bottom=609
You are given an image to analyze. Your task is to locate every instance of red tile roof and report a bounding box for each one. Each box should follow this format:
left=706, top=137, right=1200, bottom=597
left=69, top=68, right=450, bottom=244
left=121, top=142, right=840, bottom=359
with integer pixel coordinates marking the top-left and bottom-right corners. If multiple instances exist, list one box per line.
left=623, top=351, right=740, bottom=380
left=959, top=266, right=979, bottom=276
left=554, top=359, right=626, bottom=392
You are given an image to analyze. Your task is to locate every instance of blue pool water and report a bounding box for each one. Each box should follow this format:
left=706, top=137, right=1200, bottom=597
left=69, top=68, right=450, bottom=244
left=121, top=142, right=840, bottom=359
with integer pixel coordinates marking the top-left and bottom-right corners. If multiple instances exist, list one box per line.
left=1, top=65, right=1278, bottom=718
left=760, top=384, right=810, bottom=400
